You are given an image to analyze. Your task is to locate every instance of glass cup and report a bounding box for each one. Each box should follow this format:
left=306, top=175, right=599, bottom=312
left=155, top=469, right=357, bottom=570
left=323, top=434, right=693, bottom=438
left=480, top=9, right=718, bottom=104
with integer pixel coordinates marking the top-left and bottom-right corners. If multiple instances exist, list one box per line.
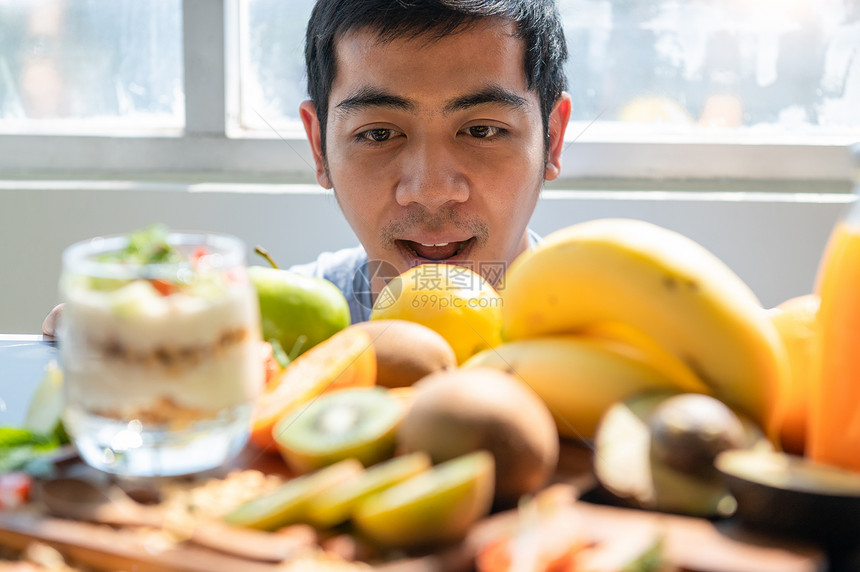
left=58, top=230, right=263, bottom=477
left=809, top=143, right=860, bottom=472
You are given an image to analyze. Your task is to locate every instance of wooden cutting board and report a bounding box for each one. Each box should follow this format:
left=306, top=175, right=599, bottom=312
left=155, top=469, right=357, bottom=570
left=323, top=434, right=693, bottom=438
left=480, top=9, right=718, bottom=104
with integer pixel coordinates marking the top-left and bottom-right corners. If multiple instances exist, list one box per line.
left=0, top=497, right=825, bottom=572
left=0, top=442, right=828, bottom=572
left=0, top=511, right=281, bottom=572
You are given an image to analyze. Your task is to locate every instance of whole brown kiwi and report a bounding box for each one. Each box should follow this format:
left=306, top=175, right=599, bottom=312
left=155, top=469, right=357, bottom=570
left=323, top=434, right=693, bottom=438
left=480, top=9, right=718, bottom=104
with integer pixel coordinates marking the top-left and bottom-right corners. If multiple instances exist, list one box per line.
left=350, top=319, right=457, bottom=388
left=397, top=367, right=559, bottom=507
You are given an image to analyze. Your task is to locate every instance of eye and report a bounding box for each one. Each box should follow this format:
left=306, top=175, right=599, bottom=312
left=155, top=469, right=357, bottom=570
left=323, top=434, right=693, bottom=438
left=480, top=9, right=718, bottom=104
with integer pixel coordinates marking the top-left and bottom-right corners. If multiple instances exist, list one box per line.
left=466, top=125, right=502, bottom=139
left=359, top=128, right=397, bottom=143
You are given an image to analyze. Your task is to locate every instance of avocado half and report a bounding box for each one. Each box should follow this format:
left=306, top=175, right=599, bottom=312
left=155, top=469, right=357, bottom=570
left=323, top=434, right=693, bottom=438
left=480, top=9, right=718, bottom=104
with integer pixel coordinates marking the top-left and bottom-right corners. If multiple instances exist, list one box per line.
left=717, top=449, right=860, bottom=548
left=592, top=391, right=759, bottom=518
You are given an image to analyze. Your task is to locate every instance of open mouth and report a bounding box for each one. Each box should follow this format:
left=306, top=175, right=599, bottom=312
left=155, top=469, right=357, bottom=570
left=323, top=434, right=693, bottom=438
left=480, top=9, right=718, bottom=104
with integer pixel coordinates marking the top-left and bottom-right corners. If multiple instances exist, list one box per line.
left=397, top=238, right=475, bottom=262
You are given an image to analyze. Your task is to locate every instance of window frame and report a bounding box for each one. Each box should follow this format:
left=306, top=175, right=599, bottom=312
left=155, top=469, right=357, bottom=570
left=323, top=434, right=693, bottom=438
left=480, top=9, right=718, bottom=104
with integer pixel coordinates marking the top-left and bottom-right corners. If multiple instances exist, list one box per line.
left=0, top=0, right=853, bottom=185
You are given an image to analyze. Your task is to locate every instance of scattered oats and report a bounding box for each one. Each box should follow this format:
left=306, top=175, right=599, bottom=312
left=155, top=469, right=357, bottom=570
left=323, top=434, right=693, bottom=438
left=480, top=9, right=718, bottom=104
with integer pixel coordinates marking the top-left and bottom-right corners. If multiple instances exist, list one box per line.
left=160, top=469, right=284, bottom=520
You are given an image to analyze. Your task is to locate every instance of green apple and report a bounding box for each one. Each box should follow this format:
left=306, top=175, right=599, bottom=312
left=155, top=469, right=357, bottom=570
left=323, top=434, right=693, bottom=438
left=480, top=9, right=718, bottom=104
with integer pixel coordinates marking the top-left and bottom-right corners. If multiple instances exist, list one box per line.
left=248, top=265, right=351, bottom=359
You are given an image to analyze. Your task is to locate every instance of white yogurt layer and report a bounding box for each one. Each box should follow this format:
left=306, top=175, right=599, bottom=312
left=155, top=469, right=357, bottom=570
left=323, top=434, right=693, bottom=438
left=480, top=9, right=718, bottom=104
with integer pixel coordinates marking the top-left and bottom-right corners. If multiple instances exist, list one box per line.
left=60, top=277, right=263, bottom=417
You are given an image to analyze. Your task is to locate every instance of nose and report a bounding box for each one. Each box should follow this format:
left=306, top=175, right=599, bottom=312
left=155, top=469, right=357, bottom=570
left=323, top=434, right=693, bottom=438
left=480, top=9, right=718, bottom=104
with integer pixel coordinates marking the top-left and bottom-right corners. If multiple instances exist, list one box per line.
left=394, top=138, right=469, bottom=211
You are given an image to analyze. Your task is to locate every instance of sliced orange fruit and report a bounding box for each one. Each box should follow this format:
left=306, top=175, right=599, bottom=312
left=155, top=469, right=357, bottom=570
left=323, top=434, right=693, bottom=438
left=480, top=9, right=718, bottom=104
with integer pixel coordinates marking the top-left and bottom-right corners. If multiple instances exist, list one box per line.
left=249, top=327, right=377, bottom=452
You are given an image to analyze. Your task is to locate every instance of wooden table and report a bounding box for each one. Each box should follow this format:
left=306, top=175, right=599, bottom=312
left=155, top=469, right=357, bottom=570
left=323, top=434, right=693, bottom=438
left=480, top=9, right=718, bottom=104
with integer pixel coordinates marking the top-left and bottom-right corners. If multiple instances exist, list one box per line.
left=0, top=336, right=843, bottom=571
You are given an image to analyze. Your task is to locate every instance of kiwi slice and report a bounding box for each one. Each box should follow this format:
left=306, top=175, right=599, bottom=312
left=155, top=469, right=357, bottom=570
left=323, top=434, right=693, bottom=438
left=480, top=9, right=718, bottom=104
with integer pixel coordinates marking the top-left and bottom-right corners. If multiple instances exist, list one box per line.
left=223, top=458, right=363, bottom=530
left=353, top=450, right=496, bottom=549
left=306, top=451, right=432, bottom=530
left=273, top=387, right=405, bottom=475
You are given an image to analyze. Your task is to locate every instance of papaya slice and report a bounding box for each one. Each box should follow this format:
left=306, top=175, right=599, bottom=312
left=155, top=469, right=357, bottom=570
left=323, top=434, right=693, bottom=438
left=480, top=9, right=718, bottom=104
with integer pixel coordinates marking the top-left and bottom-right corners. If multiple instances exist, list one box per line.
left=249, top=327, right=376, bottom=451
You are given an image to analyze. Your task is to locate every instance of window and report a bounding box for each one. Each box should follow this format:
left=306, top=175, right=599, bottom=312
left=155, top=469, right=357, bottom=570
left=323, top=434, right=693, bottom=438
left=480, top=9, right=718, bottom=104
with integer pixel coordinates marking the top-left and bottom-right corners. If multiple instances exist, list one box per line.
left=560, top=0, right=860, bottom=138
left=237, top=0, right=860, bottom=140
left=0, top=0, right=182, bottom=132
left=236, top=0, right=314, bottom=133
left=0, top=0, right=856, bottom=182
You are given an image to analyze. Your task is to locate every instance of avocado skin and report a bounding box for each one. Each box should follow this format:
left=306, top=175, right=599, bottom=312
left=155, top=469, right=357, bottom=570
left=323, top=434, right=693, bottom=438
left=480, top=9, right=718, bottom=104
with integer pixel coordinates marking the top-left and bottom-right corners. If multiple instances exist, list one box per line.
left=720, top=451, right=860, bottom=549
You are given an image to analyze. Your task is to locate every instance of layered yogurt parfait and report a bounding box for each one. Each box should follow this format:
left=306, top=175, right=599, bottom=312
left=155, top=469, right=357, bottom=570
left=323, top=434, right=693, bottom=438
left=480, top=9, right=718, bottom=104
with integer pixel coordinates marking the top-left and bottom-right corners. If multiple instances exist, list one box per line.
left=59, top=226, right=263, bottom=476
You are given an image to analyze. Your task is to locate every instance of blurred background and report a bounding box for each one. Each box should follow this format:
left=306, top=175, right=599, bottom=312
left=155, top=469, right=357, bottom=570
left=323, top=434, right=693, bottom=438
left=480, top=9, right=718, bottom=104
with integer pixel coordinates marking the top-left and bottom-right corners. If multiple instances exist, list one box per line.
left=1, top=0, right=857, bottom=136
left=0, top=0, right=858, bottom=332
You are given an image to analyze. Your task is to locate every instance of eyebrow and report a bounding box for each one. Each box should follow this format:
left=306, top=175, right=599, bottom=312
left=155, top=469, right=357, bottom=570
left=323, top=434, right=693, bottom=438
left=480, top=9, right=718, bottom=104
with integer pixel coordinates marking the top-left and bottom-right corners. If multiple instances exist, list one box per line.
left=333, top=84, right=528, bottom=117
left=335, top=88, right=415, bottom=114
left=443, top=85, right=528, bottom=114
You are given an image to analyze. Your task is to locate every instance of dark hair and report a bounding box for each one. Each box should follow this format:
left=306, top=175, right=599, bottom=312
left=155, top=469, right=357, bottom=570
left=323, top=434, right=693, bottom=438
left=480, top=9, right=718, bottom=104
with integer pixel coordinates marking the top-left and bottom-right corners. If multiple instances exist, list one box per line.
left=305, top=0, right=568, bottom=154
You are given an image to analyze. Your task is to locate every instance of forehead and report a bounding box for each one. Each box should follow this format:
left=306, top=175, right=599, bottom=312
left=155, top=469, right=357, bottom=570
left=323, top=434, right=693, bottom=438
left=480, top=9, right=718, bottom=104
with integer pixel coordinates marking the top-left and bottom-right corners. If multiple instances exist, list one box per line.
left=330, top=19, right=531, bottom=106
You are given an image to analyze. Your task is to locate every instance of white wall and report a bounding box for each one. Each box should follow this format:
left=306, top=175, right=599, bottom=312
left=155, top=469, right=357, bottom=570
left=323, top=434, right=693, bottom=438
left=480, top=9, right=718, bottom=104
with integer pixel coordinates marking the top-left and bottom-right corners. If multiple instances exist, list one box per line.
left=0, top=181, right=849, bottom=333
left=0, top=182, right=358, bottom=334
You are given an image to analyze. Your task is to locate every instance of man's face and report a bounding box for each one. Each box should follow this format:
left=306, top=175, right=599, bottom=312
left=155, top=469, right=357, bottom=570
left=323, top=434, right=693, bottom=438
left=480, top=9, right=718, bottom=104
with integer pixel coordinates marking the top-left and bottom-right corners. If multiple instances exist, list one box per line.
left=301, top=18, right=570, bottom=299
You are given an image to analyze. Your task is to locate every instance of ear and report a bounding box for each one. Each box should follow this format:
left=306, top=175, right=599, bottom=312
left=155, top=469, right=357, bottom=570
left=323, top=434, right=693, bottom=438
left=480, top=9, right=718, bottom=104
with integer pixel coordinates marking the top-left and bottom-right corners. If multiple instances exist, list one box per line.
left=543, top=92, right=572, bottom=182
left=300, top=99, right=333, bottom=189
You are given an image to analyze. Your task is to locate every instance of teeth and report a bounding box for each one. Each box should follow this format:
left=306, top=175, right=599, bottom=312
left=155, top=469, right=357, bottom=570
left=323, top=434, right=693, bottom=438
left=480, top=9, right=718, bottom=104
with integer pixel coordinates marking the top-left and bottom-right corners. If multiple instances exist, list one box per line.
left=419, top=242, right=449, bottom=247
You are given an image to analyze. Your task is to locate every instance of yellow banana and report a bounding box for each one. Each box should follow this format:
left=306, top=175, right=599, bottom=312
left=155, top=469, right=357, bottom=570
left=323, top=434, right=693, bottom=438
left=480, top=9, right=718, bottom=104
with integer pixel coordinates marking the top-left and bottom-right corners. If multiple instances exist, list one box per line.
left=500, top=218, right=787, bottom=426
left=461, top=335, right=712, bottom=440
left=578, top=320, right=708, bottom=394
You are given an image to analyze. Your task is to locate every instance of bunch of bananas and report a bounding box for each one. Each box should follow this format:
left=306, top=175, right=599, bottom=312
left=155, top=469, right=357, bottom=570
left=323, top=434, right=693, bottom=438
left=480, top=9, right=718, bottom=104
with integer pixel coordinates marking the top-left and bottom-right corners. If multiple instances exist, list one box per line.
left=464, top=218, right=787, bottom=441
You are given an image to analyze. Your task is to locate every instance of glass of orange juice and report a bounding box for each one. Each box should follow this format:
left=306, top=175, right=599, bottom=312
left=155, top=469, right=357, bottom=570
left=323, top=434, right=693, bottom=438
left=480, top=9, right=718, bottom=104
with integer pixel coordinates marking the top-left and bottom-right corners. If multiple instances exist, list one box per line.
left=809, top=143, right=860, bottom=471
